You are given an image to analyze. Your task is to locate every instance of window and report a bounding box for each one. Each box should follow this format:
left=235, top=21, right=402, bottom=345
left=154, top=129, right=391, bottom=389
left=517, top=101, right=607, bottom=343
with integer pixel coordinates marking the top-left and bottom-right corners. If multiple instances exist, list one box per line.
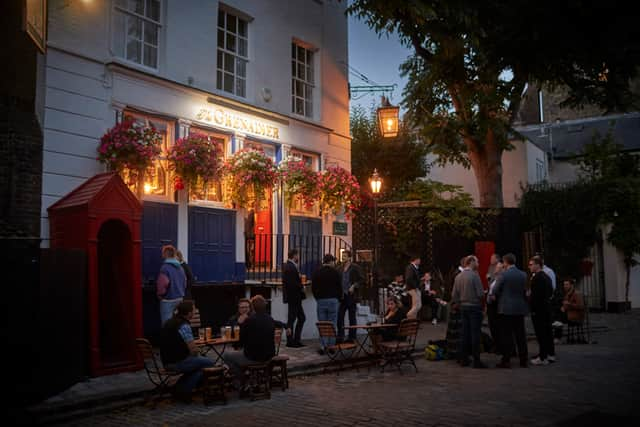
left=216, top=8, right=248, bottom=97
left=291, top=42, right=314, bottom=118
left=188, top=128, right=227, bottom=203
left=113, top=0, right=161, bottom=69
left=122, top=111, right=172, bottom=198
left=289, top=149, right=319, bottom=215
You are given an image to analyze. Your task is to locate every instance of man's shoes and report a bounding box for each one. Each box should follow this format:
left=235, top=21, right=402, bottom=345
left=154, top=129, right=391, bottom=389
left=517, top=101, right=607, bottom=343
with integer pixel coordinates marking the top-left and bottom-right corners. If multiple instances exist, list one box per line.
left=287, top=341, right=304, bottom=348
left=496, top=361, right=511, bottom=369
left=547, top=355, right=556, bottom=363
left=472, top=361, right=488, bottom=369
left=317, top=348, right=325, bottom=355
left=531, top=356, right=549, bottom=366
left=296, top=341, right=306, bottom=347
left=432, top=318, right=438, bottom=325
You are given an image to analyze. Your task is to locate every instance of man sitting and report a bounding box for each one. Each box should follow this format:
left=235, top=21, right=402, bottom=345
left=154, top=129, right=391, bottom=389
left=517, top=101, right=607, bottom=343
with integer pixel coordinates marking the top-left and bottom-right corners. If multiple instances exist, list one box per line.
left=561, top=278, right=586, bottom=343
left=159, top=301, right=214, bottom=402
left=223, top=295, right=287, bottom=391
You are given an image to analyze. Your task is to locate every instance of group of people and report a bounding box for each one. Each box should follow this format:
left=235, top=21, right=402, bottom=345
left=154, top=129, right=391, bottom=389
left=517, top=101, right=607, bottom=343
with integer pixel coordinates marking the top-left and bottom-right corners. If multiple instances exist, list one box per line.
left=283, top=249, right=365, bottom=354
left=452, top=252, right=586, bottom=369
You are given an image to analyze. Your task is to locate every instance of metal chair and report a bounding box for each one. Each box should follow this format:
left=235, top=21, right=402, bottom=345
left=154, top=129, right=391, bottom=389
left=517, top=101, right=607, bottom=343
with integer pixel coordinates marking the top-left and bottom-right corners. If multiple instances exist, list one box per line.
left=378, top=318, right=420, bottom=373
left=135, top=338, right=182, bottom=406
left=316, top=321, right=358, bottom=373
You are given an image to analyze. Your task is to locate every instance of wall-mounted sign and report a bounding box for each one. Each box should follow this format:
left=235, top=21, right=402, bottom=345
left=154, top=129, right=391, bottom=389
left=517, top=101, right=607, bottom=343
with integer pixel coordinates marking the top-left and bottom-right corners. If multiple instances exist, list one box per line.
left=24, top=0, right=47, bottom=53
left=333, top=221, right=348, bottom=236
left=195, top=107, right=280, bottom=140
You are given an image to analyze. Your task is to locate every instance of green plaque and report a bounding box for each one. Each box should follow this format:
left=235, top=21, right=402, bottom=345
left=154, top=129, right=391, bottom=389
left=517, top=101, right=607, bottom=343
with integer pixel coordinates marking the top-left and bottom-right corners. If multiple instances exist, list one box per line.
left=333, top=221, right=348, bottom=236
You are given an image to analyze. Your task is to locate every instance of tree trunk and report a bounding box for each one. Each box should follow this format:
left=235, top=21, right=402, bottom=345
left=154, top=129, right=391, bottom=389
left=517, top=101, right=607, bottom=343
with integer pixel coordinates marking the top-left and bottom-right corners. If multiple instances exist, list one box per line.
left=467, top=138, right=504, bottom=208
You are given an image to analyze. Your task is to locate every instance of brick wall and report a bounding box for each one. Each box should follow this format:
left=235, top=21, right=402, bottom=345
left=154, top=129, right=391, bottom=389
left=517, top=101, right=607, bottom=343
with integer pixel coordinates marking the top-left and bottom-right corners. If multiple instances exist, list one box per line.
left=0, top=99, right=43, bottom=238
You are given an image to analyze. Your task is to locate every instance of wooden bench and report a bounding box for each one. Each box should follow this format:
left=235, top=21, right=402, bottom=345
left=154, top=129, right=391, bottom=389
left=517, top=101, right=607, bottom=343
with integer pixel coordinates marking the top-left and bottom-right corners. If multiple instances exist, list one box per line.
left=202, top=366, right=227, bottom=405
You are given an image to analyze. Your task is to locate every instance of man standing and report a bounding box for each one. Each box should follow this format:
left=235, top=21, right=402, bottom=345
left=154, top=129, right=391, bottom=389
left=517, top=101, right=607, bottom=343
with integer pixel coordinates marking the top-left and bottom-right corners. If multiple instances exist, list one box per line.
left=337, top=250, right=364, bottom=343
left=422, top=272, right=441, bottom=325
left=312, top=254, right=343, bottom=354
left=486, top=261, right=504, bottom=353
left=487, top=253, right=501, bottom=284
left=283, top=249, right=305, bottom=347
left=529, top=256, right=555, bottom=365
left=159, top=301, right=214, bottom=402
left=157, top=245, right=187, bottom=326
left=492, top=254, right=529, bottom=368
left=451, top=255, right=487, bottom=368
left=404, top=255, right=421, bottom=291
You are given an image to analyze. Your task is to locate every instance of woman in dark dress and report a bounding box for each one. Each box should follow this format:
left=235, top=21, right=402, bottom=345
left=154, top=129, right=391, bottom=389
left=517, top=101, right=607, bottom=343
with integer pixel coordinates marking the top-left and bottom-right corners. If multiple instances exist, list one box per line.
left=380, top=295, right=408, bottom=341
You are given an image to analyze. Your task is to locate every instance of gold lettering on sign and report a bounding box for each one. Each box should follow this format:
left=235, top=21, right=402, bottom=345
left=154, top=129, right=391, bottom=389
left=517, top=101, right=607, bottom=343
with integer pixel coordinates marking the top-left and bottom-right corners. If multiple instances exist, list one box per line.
left=196, top=108, right=280, bottom=140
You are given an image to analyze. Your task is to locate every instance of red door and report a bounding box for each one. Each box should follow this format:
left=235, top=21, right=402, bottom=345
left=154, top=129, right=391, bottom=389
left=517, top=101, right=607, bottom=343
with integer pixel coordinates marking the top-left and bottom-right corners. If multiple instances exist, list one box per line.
left=475, top=241, right=495, bottom=290
left=254, top=196, right=272, bottom=266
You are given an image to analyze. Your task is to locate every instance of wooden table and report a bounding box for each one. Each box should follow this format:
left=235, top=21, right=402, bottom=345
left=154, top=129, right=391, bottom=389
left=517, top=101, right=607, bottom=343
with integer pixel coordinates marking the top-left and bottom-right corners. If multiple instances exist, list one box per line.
left=344, top=323, right=398, bottom=357
left=195, top=337, right=240, bottom=364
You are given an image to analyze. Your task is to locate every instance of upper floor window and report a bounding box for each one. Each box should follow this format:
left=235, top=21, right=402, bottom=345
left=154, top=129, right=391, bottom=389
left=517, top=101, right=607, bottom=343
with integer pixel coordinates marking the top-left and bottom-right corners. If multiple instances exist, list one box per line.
left=291, top=42, right=315, bottom=118
left=113, top=0, right=161, bottom=69
left=217, top=8, right=248, bottom=97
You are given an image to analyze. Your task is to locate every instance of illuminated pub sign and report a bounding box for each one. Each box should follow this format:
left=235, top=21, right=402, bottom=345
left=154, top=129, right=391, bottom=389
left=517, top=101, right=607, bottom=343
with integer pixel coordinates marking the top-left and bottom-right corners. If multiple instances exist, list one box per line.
left=196, top=107, right=281, bottom=140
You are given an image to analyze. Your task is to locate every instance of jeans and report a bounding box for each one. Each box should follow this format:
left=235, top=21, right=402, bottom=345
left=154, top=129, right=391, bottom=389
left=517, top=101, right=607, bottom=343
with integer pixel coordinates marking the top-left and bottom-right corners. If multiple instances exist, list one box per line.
left=171, top=355, right=214, bottom=394
left=160, top=298, right=182, bottom=327
left=460, top=305, right=483, bottom=362
left=532, top=312, right=555, bottom=359
left=338, top=293, right=357, bottom=340
left=316, top=298, right=339, bottom=348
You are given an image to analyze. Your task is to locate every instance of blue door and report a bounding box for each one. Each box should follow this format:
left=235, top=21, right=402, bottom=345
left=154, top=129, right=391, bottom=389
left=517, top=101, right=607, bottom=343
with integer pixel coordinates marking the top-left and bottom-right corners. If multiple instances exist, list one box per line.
left=289, top=216, right=322, bottom=277
left=189, top=207, right=236, bottom=282
left=141, top=202, right=178, bottom=282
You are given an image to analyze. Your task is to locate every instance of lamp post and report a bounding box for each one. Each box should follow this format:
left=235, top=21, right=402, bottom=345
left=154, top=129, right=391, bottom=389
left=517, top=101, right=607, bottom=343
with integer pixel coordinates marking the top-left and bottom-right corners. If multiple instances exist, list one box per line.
left=370, top=169, right=382, bottom=290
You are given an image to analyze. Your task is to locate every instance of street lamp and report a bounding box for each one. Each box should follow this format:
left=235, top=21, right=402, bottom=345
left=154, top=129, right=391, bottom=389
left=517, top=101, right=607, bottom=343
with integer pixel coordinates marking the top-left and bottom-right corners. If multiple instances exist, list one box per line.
left=377, top=96, right=400, bottom=138
left=370, top=169, right=382, bottom=290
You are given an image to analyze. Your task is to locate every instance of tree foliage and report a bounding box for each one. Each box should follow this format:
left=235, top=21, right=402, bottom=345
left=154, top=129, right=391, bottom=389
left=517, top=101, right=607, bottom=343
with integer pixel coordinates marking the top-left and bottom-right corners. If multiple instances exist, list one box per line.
left=521, top=128, right=640, bottom=302
left=348, top=0, right=640, bottom=207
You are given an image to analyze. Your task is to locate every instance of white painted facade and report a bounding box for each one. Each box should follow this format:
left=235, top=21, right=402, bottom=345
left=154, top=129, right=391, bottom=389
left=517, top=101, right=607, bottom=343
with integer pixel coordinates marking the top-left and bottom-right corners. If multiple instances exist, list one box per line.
left=426, top=139, right=548, bottom=208
left=39, top=0, right=352, bottom=338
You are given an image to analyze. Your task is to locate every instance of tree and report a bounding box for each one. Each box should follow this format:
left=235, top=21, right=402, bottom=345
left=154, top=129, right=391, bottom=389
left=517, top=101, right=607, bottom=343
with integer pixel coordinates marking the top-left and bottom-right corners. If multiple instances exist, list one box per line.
left=348, top=0, right=640, bottom=207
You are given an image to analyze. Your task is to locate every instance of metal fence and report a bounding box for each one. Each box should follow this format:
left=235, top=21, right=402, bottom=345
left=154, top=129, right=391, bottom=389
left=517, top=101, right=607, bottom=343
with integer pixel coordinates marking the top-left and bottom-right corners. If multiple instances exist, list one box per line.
left=246, top=234, right=352, bottom=283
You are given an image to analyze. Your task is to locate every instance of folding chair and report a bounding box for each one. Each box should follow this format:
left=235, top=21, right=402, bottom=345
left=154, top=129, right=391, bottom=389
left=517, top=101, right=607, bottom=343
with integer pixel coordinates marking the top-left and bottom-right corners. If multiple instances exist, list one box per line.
left=316, top=321, right=358, bottom=373
left=378, top=318, right=420, bottom=373
left=135, top=338, right=182, bottom=406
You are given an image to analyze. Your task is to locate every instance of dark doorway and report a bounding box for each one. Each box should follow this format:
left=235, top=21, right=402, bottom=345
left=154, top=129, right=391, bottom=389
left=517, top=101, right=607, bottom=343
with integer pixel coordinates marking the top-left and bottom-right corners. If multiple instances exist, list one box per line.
left=98, top=220, right=135, bottom=368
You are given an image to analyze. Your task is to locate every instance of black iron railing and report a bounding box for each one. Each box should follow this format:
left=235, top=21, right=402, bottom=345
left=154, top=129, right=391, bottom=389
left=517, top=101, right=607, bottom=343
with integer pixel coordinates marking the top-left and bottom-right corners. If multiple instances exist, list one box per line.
left=245, top=234, right=352, bottom=283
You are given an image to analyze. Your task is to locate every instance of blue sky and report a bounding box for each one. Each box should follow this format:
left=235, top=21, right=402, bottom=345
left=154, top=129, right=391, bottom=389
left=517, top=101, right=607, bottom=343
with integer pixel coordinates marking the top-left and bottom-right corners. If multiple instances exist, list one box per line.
left=347, top=13, right=413, bottom=114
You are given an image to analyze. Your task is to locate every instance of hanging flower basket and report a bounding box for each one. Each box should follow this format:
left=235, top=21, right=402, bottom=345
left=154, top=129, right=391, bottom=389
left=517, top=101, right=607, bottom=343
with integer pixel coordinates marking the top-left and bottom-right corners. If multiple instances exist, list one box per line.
left=168, top=133, right=223, bottom=190
left=279, top=157, right=320, bottom=209
left=318, top=165, right=362, bottom=218
left=97, top=119, right=161, bottom=186
left=223, top=147, right=278, bottom=209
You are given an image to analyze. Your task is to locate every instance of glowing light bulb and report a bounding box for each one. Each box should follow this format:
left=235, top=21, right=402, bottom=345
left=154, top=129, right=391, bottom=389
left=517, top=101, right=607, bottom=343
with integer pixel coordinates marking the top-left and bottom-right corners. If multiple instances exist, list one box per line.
left=386, top=118, right=394, bottom=130
left=144, top=183, right=152, bottom=194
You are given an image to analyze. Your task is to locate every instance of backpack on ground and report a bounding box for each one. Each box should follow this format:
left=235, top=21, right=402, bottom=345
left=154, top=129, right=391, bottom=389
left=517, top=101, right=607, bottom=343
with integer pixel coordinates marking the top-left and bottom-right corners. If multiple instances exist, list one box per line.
left=425, top=344, right=445, bottom=361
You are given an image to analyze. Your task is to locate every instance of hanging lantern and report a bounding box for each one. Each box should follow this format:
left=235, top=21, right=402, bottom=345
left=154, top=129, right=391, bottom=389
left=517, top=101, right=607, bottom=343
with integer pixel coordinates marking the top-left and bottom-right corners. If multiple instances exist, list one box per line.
left=377, top=96, right=400, bottom=138
left=370, top=168, right=382, bottom=195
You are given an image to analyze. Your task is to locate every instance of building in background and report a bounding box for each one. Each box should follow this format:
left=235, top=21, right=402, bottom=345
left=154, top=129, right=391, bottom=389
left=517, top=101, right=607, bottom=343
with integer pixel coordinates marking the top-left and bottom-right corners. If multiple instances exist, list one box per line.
left=38, top=0, right=351, bottom=347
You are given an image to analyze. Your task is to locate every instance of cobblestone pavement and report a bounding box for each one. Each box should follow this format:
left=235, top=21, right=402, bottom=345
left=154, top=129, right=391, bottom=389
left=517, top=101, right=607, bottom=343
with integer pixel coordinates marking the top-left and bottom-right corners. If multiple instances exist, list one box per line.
left=56, top=311, right=640, bottom=427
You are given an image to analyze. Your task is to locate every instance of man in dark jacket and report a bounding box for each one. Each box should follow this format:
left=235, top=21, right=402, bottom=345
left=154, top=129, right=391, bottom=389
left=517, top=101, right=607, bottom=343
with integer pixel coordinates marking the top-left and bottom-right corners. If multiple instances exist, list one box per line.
left=312, top=254, right=343, bottom=354
left=223, top=295, right=287, bottom=390
left=529, top=255, right=555, bottom=365
left=492, top=253, right=529, bottom=368
left=283, top=249, right=305, bottom=347
left=337, top=250, right=364, bottom=343
left=159, top=301, right=214, bottom=402
left=404, top=255, right=421, bottom=291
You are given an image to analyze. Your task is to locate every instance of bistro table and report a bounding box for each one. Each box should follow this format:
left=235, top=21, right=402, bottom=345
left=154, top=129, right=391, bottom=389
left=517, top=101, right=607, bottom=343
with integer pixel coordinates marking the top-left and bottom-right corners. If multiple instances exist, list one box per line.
left=344, top=323, right=398, bottom=357
left=195, top=336, right=240, bottom=364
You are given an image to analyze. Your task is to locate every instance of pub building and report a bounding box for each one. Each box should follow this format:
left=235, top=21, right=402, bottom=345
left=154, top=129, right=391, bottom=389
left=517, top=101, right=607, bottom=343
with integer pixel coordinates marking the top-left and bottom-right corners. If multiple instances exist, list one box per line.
left=38, top=0, right=352, bottom=377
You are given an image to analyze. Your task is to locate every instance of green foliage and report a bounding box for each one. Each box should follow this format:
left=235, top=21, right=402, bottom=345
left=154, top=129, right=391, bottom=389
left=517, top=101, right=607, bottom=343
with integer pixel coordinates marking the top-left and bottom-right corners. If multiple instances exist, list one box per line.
left=350, top=106, right=429, bottom=193
left=521, top=129, right=640, bottom=301
left=348, top=0, right=640, bottom=206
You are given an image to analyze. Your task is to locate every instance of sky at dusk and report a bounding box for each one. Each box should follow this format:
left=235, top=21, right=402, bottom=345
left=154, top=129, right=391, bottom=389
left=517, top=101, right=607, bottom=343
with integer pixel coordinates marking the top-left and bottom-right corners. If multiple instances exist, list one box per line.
left=347, top=13, right=413, bottom=114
